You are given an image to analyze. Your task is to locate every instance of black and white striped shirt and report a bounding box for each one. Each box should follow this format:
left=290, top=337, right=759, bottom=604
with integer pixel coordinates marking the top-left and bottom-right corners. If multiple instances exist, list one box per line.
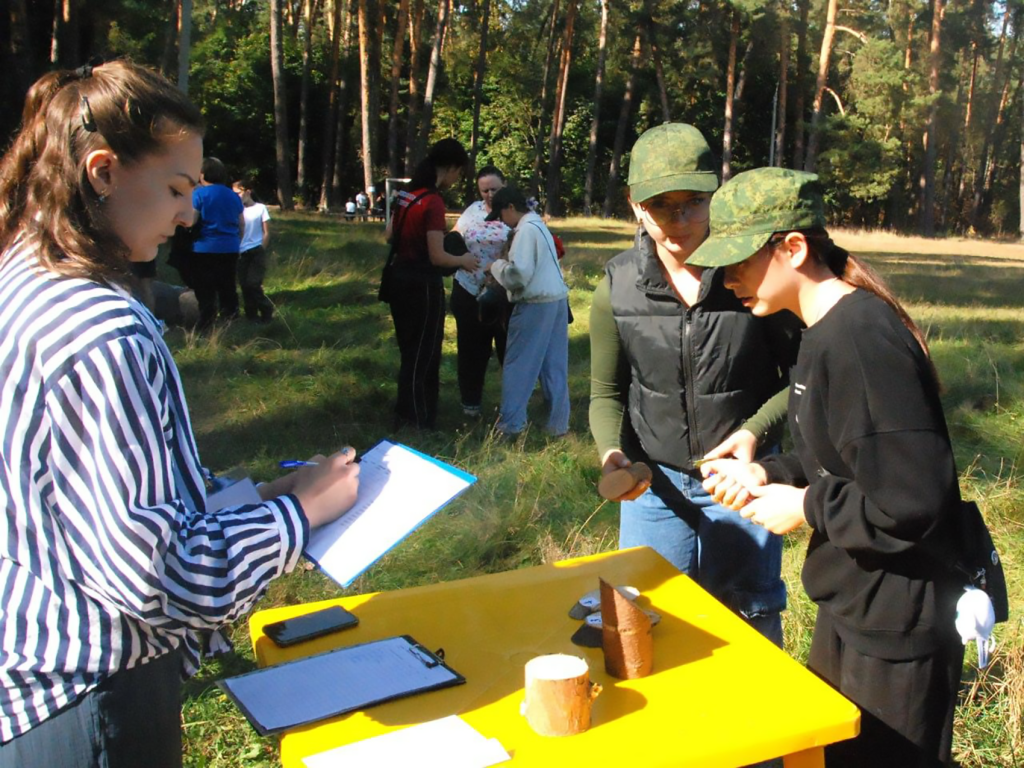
left=0, top=242, right=308, bottom=743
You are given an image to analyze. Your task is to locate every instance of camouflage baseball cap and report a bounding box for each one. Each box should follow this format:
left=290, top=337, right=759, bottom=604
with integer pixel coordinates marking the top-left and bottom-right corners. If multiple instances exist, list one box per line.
left=688, top=168, right=826, bottom=267
left=627, top=123, right=718, bottom=202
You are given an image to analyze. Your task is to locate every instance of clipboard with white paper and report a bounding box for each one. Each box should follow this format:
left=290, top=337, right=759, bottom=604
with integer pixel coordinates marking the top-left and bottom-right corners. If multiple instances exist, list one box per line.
left=304, top=440, right=476, bottom=587
left=218, top=635, right=465, bottom=735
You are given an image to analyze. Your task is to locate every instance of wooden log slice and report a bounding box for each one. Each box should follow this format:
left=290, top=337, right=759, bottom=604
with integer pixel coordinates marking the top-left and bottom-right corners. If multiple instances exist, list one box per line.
left=600, top=577, right=653, bottom=679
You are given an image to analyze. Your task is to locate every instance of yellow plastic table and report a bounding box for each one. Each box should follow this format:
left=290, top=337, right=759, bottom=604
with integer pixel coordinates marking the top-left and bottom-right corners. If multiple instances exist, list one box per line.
left=249, top=547, right=859, bottom=767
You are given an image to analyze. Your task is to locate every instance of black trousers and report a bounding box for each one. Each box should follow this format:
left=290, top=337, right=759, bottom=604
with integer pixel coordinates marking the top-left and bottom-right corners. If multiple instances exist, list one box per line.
left=0, top=650, right=182, bottom=768
left=191, top=252, right=239, bottom=329
left=809, top=608, right=963, bottom=767
left=237, top=246, right=274, bottom=320
left=450, top=280, right=509, bottom=408
left=389, top=277, right=445, bottom=428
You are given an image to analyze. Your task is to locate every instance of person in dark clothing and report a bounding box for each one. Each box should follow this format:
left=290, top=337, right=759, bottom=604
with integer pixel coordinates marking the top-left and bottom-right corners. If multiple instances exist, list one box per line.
left=589, top=123, right=800, bottom=647
left=383, top=139, right=478, bottom=429
left=191, top=156, right=243, bottom=330
left=693, top=168, right=964, bottom=767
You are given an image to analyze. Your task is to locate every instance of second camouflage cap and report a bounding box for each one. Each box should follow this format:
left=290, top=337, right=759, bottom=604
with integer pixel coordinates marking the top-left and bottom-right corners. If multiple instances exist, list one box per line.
left=688, top=168, right=826, bottom=267
left=627, top=123, right=718, bottom=202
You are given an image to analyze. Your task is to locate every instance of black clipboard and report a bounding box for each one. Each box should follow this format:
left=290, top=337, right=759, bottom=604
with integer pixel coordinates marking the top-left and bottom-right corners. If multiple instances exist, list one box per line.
left=218, top=635, right=465, bottom=735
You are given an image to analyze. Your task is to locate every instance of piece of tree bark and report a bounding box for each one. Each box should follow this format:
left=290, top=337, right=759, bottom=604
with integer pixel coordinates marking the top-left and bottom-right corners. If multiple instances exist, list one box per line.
left=269, top=0, right=294, bottom=209
left=601, top=578, right=653, bottom=679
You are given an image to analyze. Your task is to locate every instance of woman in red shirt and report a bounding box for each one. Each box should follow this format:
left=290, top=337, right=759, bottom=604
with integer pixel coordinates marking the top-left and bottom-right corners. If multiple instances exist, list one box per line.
left=384, top=139, right=478, bottom=429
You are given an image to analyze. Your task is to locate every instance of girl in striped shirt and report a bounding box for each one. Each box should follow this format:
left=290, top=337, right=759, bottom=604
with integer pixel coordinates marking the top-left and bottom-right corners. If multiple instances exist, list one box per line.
left=0, top=61, right=360, bottom=767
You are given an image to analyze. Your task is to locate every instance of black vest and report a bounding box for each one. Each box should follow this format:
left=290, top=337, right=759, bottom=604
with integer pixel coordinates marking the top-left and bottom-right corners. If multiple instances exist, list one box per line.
left=606, top=232, right=800, bottom=470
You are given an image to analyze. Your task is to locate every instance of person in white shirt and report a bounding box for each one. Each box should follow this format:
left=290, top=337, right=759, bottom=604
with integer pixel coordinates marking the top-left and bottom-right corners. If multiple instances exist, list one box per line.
left=485, top=186, right=570, bottom=437
left=233, top=179, right=274, bottom=322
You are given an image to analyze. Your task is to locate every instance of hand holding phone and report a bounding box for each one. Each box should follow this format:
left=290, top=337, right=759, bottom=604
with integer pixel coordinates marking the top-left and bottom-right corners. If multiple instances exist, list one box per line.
left=264, top=605, right=359, bottom=647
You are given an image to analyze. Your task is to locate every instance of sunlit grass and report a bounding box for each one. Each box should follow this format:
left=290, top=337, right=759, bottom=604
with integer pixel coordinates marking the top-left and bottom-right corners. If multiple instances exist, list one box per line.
left=174, top=214, right=1024, bottom=767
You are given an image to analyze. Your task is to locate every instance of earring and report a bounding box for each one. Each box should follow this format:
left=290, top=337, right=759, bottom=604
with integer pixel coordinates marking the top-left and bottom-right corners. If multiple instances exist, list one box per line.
left=97, top=191, right=109, bottom=204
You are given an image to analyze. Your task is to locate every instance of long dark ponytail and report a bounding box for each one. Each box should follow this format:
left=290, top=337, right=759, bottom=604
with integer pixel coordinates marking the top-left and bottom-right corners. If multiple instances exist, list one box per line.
left=800, top=228, right=939, bottom=386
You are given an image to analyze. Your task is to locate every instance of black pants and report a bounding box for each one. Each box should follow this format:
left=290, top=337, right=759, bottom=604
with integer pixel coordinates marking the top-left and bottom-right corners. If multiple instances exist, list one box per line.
left=0, top=650, right=182, bottom=768
left=450, top=280, right=509, bottom=409
left=809, top=608, right=963, bottom=767
left=389, top=277, right=445, bottom=428
left=237, top=246, right=274, bottom=320
left=191, top=252, right=239, bottom=329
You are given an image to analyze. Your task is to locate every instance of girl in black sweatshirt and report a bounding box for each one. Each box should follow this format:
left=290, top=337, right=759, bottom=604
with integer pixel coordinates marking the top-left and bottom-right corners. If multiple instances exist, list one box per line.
left=688, top=168, right=963, bottom=768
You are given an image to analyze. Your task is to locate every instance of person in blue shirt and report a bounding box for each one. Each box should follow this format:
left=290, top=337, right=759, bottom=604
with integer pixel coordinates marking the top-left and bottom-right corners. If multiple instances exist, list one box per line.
left=191, top=156, right=244, bottom=329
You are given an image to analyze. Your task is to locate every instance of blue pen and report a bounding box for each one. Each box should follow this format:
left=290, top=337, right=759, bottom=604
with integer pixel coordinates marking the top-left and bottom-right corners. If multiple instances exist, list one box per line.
left=279, top=460, right=319, bottom=469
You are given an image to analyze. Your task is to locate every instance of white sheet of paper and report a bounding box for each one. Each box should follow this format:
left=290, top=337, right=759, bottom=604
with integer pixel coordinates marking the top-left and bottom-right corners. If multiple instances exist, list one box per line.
left=301, top=715, right=510, bottom=768
left=305, top=441, right=474, bottom=586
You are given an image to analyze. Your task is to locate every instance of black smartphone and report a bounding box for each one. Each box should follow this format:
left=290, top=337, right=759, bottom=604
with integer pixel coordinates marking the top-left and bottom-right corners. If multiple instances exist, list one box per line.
left=264, top=606, right=359, bottom=647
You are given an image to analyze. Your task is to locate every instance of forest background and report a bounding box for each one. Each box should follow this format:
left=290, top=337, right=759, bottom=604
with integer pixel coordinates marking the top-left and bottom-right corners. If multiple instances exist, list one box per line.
left=4, top=0, right=1024, bottom=237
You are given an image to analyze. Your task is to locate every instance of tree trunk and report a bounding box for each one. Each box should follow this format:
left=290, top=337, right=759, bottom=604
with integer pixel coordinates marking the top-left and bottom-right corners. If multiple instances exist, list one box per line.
left=403, top=0, right=425, bottom=174
left=319, top=0, right=346, bottom=211
left=603, top=31, right=642, bottom=218
left=388, top=0, right=410, bottom=178
left=470, top=0, right=491, bottom=167
left=296, top=0, right=319, bottom=204
left=938, top=49, right=968, bottom=230
left=1019, top=82, right=1023, bottom=239
left=270, top=0, right=295, bottom=209
left=416, top=0, right=451, bottom=165
left=775, top=3, right=789, bottom=167
left=970, top=4, right=1017, bottom=229
left=530, top=0, right=562, bottom=198
left=918, top=0, right=944, bottom=235
left=333, top=2, right=355, bottom=201
left=357, top=0, right=374, bottom=195
left=803, top=0, right=838, bottom=173
left=583, top=0, right=609, bottom=216
left=792, top=0, right=809, bottom=169
left=178, top=0, right=193, bottom=93
left=722, top=9, right=740, bottom=181
left=160, top=0, right=179, bottom=78
left=645, top=13, right=670, bottom=122
left=50, top=0, right=80, bottom=67
left=545, top=0, right=577, bottom=216
left=8, top=0, right=35, bottom=98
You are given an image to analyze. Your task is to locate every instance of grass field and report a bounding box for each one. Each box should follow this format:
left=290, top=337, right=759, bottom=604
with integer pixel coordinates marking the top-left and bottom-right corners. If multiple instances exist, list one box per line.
left=171, top=213, right=1024, bottom=767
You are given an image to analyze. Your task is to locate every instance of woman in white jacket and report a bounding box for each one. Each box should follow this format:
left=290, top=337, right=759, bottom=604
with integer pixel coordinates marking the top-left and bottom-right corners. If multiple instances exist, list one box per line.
left=485, top=186, right=570, bottom=437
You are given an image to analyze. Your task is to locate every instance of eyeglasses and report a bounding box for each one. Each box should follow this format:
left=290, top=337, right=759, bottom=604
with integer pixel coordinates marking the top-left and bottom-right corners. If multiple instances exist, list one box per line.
left=639, top=195, right=710, bottom=225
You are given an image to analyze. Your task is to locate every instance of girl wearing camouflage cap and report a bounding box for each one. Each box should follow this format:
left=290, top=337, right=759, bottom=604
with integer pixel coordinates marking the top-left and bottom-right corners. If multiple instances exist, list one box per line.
left=693, top=168, right=963, bottom=766
left=588, top=124, right=801, bottom=647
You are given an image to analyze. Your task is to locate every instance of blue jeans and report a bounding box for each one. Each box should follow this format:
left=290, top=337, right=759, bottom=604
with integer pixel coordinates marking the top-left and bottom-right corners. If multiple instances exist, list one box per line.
left=497, top=300, right=569, bottom=435
left=620, top=462, right=786, bottom=646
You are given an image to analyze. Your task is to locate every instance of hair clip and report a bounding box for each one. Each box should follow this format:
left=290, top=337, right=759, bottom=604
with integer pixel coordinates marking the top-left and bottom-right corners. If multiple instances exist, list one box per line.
left=80, top=95, right=97, bottom=132
left=74, top=63, right=93, bottom=79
